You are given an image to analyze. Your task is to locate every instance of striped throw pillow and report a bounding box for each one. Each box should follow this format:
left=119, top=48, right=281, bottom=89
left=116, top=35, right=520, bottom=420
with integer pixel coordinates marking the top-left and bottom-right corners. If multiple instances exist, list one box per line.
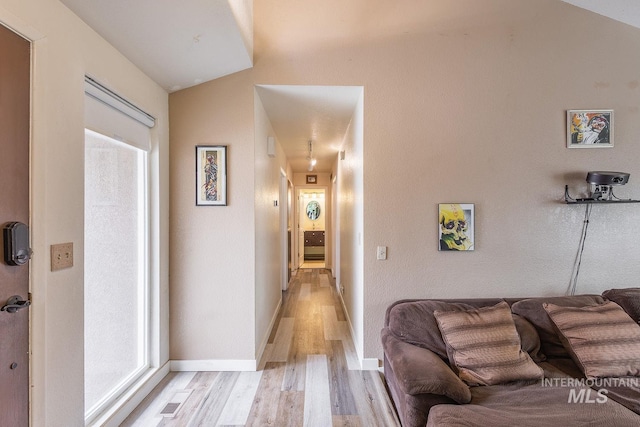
left=434, top=301, right=544, bottom=386
left=544, top=301, right=640, bottom=378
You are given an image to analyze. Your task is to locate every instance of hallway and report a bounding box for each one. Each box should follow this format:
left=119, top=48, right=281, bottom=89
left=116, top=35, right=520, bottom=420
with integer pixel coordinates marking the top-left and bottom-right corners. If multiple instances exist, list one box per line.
left=122, top=268, right=400, bottom=426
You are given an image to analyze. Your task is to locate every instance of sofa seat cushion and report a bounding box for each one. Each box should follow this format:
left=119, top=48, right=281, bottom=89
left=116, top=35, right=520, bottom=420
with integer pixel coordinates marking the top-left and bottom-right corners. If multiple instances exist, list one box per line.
left=426, top=381, right=640, bottom=427
left=511, top=295, right=605, bottom=357
left=544, top=301, right=640, bottom=378
left=433, top=301, right=543, bottom=386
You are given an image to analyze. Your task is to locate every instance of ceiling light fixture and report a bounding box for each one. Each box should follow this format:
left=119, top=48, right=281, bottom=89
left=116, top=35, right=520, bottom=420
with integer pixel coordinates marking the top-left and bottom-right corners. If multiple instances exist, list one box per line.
left=307, top=140, right=316, bottom=171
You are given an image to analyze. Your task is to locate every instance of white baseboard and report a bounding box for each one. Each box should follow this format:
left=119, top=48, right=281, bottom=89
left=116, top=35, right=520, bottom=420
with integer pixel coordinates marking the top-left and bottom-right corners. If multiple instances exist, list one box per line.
left=93, top=362, right=171, bottom=427
left=170, top=359, right=257, bottom=372
left=361, top=358, right=381, bottom=371
left=256, top=298, right=282, bottom=369
left=336, top=284, right=380, bottom=371
left=173, top=300, right=282, bottom=374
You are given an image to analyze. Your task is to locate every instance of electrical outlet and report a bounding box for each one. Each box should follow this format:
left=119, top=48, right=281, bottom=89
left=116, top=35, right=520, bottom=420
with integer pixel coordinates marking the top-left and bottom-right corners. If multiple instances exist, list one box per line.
left=377, top=246, right=387, bottom=260
left=51, top=242, right=73, bottom=271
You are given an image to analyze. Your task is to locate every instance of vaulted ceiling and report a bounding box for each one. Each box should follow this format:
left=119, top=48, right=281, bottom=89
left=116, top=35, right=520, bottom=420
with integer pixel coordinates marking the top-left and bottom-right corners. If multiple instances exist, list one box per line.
left=60, top=0, right=640, bottom=173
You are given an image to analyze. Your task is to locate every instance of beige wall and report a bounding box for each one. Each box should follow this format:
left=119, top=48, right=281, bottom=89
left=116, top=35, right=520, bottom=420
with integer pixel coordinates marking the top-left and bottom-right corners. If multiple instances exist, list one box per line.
left=254, top=90, right=288, bottom=358
left=0, top=0, right=169, bottom=425
left=335, top=93, right=365, bottom=361
left=357, top=0, right=640, bottom=360
left=170, top=70, right=258, bottom=363
left=170, top=0, right=640, bottom=367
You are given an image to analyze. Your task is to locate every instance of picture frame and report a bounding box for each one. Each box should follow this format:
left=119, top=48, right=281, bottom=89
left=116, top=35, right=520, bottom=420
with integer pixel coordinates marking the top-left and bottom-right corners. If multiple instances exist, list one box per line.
left=567, top=110, right=613, bottom=148
left=438, top=203, right=474, bottom=251
left=196, top=145, right=227, bottom=206
left=306, top=174, right=317, bottom=184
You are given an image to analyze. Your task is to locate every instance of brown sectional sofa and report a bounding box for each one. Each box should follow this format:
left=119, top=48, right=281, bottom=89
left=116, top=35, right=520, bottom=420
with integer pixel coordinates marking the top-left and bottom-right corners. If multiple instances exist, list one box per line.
left=381, top=289, right=640, bottom=427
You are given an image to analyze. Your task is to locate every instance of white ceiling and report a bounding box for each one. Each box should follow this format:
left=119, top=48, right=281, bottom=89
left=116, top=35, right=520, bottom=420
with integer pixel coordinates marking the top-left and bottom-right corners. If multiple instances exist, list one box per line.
left=256, top=86, right=363, bottom=173
left=60, top=0, right=640, bottom=173
left=59, top=0, right=253, bottom=92
left=560, top=0, right=640, bottom=29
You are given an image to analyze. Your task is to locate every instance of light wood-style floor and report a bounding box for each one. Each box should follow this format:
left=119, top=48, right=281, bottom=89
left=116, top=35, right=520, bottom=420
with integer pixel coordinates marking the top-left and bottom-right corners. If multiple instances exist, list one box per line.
left=122, top=268, right=400, bottom=426
left=300, top=260, right=325, bottom=269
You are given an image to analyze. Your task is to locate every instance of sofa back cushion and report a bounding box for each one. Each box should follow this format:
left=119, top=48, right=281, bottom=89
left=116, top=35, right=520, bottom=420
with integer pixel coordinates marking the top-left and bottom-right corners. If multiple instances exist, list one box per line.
left=511, top=295, right=605, bottom=358
left=512, top=314, right=546, bottom=362
left=603, top=288, right=640, bottom=323
left=386, top=299, right=544, bottom=362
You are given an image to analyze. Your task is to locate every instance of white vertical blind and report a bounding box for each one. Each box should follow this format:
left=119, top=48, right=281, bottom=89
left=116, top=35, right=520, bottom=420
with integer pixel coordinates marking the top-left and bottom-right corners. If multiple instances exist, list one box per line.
left=84, top=76, right=155, bottom=152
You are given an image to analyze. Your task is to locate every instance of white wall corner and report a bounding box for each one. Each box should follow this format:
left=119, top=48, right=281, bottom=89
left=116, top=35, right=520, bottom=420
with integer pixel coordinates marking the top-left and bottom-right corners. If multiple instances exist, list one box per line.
left=256, top=298, right=282, bottom=369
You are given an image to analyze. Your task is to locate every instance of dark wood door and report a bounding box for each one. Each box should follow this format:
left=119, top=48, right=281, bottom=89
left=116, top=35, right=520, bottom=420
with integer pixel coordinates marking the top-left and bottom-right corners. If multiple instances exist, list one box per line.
left=0, top=23, right=31, bottom=426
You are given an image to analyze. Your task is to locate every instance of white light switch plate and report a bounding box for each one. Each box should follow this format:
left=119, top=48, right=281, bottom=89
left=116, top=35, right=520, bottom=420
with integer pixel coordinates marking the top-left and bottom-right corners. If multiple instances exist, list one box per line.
left=377, top=246, right=387, bottom=260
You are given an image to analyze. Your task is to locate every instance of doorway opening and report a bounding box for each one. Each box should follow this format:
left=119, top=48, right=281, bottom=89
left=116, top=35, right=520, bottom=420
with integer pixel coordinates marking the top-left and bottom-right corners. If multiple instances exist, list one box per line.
left=298, top=188, right=327, bottom=269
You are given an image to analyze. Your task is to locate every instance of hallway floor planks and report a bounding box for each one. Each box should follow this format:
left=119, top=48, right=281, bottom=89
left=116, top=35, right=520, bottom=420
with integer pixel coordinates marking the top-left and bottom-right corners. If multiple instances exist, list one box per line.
left=122, top=269, right=400, bottom=426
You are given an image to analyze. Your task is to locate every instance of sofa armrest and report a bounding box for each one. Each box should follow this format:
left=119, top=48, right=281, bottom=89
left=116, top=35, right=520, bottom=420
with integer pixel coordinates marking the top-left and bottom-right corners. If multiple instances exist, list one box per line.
left=382, top=328, right=471, bottom=404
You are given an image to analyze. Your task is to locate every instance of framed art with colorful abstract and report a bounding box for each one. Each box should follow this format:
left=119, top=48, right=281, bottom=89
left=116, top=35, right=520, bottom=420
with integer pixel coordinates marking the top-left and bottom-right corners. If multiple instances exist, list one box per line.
left=567, top=110, right=613, bottom=148
left=196, top=145, right=227, bottom=206
left=438, top=203, right=474, bottom=251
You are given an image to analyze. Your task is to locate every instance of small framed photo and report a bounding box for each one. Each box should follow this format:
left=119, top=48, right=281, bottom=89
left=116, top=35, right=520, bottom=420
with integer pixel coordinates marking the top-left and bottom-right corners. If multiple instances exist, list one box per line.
left=196, top=145, right=227, bottom=206
left=306, top=174, right=317, bottom=184
left=438, top=203, right=474, bottom=251
left=567, top=110, right=613, bottom=148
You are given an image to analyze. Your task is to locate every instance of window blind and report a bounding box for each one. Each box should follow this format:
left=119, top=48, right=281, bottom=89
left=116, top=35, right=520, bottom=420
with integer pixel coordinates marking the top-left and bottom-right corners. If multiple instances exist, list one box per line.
left=84, top=76, right=155, bottom=152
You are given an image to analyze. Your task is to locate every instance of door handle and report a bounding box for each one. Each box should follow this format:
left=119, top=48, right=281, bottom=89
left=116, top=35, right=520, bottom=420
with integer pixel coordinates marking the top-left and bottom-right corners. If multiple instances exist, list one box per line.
left=3, top=222, right=32, bottom=266
left=1, top=295, right=30, bottom=313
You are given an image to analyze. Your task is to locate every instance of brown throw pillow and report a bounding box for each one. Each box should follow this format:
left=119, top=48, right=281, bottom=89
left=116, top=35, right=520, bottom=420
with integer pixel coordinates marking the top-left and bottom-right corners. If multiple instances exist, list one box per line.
left=434, top=301, right=544, bottom=386
left=544, top=301, right=640, bottom=378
